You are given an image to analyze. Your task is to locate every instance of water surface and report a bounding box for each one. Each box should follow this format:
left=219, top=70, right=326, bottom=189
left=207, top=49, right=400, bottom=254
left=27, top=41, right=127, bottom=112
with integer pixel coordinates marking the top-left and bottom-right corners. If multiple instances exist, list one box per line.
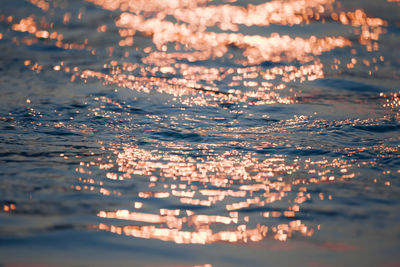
left=0, top=0, right=400, bottom=266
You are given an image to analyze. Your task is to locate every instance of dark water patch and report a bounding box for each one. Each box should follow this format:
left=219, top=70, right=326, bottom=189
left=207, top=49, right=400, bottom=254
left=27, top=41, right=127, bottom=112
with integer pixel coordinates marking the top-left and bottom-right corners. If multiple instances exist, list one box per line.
left=316, top=78, right=382, bottom=92
left=353, top=124, right=400, bottom=133
left=1, top=125, right=17, bottom=131
left=261, top=118, right=280, bottom=123
left=153, top=130, right=203, bottom=142
left=290, top=148, right=330, bottom=156
left=301, top=207, right=369, bottom=220
left=0, top=151, right=63, bottom=158
left=128, top=107, right=147, bottom=114
left=255, top=146, right=288, bottom=155
left=43, top=130, right=83, bottom=136
left=28, top=43, right=66, bottom=52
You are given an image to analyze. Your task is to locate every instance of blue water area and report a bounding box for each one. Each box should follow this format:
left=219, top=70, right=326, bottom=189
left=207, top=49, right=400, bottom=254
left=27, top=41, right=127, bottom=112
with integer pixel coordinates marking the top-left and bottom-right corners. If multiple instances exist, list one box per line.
left=0, top=0, right=399, bottom=266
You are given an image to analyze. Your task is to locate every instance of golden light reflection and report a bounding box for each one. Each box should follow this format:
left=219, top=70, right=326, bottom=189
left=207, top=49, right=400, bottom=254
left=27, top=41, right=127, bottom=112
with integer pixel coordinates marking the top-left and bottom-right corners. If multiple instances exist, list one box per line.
left=79, top=64, right=301, bottom=106
left=86, top=0, right=334, bottom=30
left=86, top=141, right=358, bottom=244
left=27, top=0, right=50, bottom=11
left=116, top=13, right=351, bottom=64
left=3, top=204, right=16, bottom=212
left=2, top=0, right=397, bottom=247
left=10, top=15, right=92, bottom=51
left=68, top=94, right=400, bottom=245
left=6, top=0, right=391, bottom=109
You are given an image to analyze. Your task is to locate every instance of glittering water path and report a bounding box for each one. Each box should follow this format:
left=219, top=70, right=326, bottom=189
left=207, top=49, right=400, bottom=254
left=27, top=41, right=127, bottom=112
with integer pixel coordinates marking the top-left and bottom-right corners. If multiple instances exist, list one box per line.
left=0, top=0, right=399, bottom=266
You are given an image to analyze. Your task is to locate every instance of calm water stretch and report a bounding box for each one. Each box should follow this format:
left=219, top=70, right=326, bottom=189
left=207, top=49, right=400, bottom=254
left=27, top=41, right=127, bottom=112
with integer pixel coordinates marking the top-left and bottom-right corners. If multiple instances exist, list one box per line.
left=0, top=0, right=399, bottom=266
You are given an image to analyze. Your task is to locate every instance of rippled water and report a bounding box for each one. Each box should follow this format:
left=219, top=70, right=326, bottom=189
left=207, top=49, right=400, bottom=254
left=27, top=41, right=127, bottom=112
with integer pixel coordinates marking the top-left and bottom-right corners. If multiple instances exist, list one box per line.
left=0, top=0, right=400, bottom=266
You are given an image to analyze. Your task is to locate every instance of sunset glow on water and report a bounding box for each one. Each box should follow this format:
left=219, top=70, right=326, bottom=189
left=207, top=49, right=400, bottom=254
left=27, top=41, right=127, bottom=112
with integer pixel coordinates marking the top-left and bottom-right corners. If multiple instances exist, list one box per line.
left=0, top=0, right=399, bottom=266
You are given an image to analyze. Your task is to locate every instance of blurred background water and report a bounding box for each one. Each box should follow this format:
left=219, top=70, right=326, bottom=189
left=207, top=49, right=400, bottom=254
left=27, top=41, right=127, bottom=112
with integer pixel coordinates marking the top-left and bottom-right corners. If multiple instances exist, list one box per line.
left=0, top=0, right=399, bottom=266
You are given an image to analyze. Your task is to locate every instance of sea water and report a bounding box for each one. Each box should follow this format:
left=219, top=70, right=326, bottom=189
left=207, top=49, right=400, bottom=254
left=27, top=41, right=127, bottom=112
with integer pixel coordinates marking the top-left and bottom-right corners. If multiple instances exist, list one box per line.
left=0, top=0, right=399, bottom=266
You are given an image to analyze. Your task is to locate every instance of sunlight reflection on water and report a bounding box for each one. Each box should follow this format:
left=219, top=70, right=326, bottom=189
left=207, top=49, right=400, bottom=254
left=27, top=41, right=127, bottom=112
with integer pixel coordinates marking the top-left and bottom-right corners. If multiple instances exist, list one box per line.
left=0, top=0, right=399, bottom=266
